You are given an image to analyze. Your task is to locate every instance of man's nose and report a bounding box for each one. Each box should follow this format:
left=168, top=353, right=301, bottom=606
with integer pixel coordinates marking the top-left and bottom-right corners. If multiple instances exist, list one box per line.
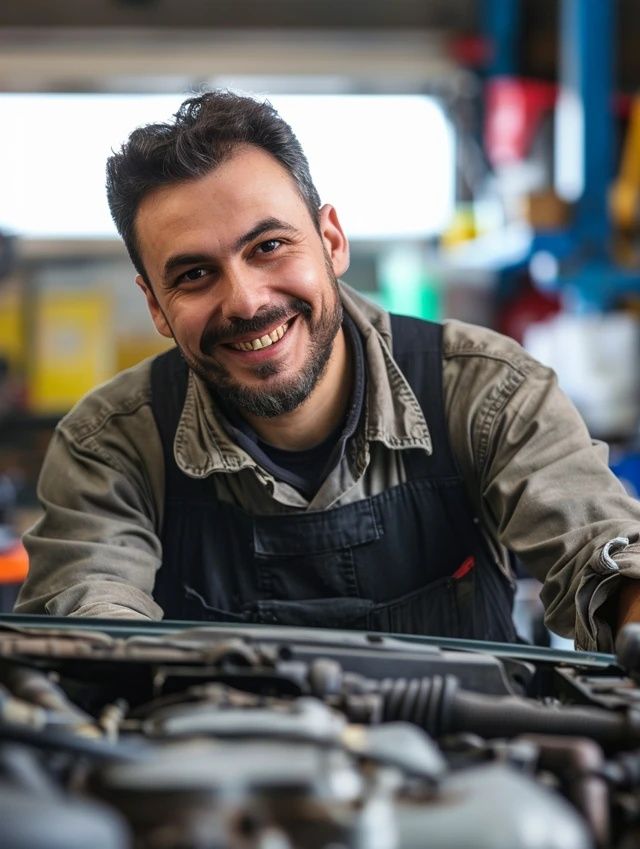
left=218, top=267, right=270, bottom=320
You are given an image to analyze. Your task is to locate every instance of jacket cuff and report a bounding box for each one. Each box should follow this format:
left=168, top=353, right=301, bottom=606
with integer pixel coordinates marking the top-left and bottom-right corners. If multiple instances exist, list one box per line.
left=574, top=535, right=640, bottom=652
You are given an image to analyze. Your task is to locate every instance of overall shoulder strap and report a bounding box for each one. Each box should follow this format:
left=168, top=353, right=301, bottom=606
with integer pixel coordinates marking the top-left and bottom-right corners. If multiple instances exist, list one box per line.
left=150, top=347, right=193, bottom=498
left=389, top=313, right=459, bottom=477
left=389, top=313, right=442, bottom=386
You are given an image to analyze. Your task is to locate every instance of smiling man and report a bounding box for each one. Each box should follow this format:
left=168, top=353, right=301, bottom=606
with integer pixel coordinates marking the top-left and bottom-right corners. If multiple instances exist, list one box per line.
left=134, top=145, right=350, bottom=446
left=15, top=91, right=640, bottom=651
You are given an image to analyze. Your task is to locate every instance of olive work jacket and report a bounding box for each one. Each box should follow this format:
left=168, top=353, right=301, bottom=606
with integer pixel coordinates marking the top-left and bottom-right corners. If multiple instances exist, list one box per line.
left=16, top=283, right=640, bottom=652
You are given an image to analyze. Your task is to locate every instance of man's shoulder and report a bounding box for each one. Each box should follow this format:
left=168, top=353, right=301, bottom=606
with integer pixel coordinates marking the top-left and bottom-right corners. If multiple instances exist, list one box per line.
left=380, top=310, right=548, bottom=379
left=56, top=355, right=160, bottom=445
left=441, top=319, right=549, bottom=379
left=339, top=283, right=546, bottom=377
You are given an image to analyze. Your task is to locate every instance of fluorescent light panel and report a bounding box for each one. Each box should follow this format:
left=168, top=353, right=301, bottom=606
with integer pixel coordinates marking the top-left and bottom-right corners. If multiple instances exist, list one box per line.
left=0, top=93, right=454, bottom=241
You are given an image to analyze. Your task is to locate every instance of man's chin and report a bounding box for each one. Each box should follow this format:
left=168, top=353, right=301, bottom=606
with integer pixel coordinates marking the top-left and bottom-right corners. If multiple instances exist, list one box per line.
left=212, top=379, right=311, bottom=419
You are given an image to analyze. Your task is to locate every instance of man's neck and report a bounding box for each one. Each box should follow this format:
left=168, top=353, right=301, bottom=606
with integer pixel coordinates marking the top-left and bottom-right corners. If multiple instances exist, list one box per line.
left=241, top=327, right=351, bottom=451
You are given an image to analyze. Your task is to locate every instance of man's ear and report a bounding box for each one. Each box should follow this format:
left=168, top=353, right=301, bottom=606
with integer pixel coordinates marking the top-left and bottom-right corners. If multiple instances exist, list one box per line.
left=135, top=276, right=173, bottom=339
left=318, top=204, right=350, bottom=278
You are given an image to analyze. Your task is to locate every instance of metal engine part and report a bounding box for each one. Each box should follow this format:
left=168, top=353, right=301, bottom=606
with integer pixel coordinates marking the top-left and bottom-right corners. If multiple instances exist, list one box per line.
left=0, top=618, right=638, bottom=848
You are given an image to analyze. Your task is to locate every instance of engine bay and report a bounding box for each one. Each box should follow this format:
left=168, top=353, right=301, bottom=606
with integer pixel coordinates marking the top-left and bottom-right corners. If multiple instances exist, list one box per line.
left=2, top=617, right=640, bottom=849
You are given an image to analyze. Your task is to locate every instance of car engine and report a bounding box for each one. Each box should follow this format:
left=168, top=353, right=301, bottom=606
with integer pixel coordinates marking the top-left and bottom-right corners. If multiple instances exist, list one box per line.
left=2, top=617, right=640, bottom=849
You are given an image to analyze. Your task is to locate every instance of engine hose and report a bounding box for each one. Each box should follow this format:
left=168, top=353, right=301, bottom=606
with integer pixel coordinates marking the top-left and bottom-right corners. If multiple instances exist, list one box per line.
left=0, top=720, right=149, bottom=762
left=372, top=675, right=640, bottom=749
left=379, top=675, right=459, bottom=734
left=0, top=662, right=92, bottom=725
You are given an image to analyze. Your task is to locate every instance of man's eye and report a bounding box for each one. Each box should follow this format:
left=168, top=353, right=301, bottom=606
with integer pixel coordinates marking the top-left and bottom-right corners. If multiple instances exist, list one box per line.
left=257, top=239, right=281, bottom=254
left=181, top=268, right=207, bottom=282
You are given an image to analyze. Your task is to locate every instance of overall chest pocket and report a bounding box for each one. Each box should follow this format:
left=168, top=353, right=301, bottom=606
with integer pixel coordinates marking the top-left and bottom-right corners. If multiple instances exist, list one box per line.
left=252, top=499, right=383, bottom=600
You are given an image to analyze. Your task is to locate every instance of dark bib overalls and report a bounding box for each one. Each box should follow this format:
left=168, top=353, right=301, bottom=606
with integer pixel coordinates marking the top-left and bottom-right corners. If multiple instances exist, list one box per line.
left=151, top=314, right=517, bottom=642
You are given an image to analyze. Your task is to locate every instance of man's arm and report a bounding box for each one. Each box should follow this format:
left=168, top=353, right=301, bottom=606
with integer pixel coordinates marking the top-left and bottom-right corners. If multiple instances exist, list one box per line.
left=16, top=374, right=165, bottom=620
left=442, top=320, right=640, bottom=653
left=482, top=371, right=640, bottom=652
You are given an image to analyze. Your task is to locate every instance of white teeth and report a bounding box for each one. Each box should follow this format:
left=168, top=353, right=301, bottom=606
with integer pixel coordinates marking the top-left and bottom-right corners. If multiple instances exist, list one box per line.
left=231, top=321, right=289, bottom=351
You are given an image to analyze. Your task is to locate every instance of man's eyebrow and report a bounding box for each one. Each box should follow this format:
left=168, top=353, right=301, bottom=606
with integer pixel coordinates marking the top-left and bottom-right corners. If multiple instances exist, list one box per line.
left=161, top=218, right=298, bottom=283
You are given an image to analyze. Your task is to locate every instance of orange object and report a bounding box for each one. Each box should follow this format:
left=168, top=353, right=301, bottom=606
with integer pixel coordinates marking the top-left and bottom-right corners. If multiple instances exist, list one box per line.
left=0, top=541, right=29, bottom=583
left=610, top=95, right=640, bottom=230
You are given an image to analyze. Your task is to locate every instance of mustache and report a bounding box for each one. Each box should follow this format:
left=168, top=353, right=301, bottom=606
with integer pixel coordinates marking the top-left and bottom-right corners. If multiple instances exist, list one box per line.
left=200, top=299, right=312, bottom=352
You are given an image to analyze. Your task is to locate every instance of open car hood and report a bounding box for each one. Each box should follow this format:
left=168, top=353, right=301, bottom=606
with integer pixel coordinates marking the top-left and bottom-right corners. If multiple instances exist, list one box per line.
left=0, top=613, right=637, bottom=849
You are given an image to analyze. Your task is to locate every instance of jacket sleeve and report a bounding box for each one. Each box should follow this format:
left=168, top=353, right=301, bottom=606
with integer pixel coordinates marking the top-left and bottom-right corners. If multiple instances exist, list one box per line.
left=443, top=322, right=640, bottom=653
left=15, top=397, right=164, bottom=621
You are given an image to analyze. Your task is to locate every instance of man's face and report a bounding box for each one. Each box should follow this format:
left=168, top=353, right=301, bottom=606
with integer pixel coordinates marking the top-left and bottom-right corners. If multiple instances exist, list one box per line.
left=134, top=145, right=350, bottom=418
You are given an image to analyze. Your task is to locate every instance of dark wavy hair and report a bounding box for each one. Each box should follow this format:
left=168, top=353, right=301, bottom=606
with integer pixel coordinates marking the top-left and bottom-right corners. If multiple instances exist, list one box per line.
left=106, top=90, right=321, bottom=281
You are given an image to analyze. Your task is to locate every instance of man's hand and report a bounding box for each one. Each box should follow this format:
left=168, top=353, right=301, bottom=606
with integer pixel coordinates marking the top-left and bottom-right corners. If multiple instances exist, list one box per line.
left=617, top=578, right=640, bottom=632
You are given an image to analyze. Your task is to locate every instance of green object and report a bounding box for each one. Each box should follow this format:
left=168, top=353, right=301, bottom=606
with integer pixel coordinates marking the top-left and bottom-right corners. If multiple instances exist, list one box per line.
left=378, top=245, right=442, bottom=320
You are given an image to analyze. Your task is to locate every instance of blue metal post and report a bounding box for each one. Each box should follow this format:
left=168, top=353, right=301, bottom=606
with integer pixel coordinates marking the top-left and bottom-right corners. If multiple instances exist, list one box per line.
left=560, top=0, right=615, bottom=254
left=482, top=0, right=521, bottom=77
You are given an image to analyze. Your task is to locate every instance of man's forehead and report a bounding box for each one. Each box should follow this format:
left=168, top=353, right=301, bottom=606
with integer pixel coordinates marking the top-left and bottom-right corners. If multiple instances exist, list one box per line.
left=136, top=146, right=306, bottom=229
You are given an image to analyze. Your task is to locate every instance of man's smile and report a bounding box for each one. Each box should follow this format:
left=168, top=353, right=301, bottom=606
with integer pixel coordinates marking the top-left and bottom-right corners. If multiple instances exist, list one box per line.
left=228, top=318, right=291, bottom=351
left=200, top=301, right=309, bottom=358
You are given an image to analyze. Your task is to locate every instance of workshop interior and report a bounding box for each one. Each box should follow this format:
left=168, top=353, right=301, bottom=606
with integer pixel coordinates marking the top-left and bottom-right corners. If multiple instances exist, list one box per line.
left=3, top=0, right=640, bottom=641
left=4, top=2, right=640, bottom=848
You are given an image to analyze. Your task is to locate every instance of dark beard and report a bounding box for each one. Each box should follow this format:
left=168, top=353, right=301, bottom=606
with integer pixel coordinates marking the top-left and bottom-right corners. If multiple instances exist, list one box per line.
left=184, top=273, right=343, bottom=418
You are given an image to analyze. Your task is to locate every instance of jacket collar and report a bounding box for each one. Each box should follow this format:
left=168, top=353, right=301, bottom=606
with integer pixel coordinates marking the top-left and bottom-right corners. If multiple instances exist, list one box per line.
left=339, top=284, right=432, bottom=453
